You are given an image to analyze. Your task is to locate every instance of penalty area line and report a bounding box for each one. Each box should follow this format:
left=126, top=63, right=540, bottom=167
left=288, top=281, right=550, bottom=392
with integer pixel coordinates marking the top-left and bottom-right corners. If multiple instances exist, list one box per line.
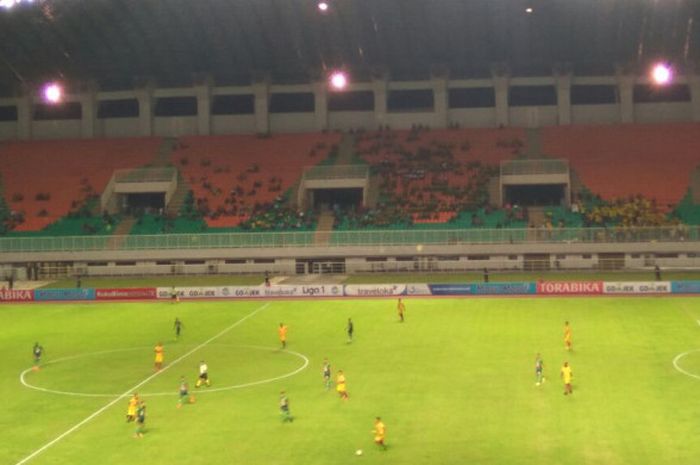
left=13, top=302, right=270, bottom=465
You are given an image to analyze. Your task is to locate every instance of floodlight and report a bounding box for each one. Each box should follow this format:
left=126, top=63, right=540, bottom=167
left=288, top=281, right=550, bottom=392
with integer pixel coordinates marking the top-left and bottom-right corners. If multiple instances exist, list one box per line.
left=651, top=63, right=672, bottom=86
left=42, top=82, right=64, bottom=104
left=329, top=71, right=348, bottom=90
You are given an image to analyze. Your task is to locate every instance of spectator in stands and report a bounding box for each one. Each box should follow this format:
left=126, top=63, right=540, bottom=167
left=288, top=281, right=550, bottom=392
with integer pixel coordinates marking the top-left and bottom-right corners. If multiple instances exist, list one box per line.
left=654, top=265, right=661, bottom=281
left=483, top=268, right=489, bottom=283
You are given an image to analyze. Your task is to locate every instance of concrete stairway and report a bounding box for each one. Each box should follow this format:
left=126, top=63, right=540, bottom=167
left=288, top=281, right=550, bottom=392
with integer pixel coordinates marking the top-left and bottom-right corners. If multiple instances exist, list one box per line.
left=313, top=210, right=335, bottom=246
left=528, top=206, right=546, bottom=227
left=166, top=172, right=191, bottom=216
left=107, top=216, right=137, bottom=249
left=692, top=166, right=700, bottom=203
left=487, top=176, right=501, bottom=207
left=152, top=137, right=179, bottom=167
left=336, top=134, right=356, bottom=164
left=523, top=128, right=543, bottom=159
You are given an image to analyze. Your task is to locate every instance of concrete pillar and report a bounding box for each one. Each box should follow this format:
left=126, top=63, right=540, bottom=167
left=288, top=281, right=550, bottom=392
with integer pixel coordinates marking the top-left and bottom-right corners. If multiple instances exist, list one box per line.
left=313, top=81, right=328, bottom=131
left=253, top=80, right=270, bottom=134
left=689, top=74, right=700, bottom=122
left=136, top=85, right=154, bottom=137
left=615, top=69, right=635, bottom=123
left=373, top=78, right=388, bottom=129
left=16, top=94, right=32, bottom=140
left=195, top=78, right=213, bottom=136
left=80, top=84, right=97, bottom=138
left=432, top=76, right=449, bottom=128
left=491, top=65, right=510, bottom=127
left=554, top=71, right=572, bottom=126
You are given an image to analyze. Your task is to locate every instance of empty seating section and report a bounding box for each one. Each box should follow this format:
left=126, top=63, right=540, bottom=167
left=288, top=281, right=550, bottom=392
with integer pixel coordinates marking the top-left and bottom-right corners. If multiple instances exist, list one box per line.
left=172, top=134, right=341, bottom=228
left=0, top=138, right=160, bottom=231
left=542, top=124, right=700, bottom=208
left=355, top=127, right=525, bottom=224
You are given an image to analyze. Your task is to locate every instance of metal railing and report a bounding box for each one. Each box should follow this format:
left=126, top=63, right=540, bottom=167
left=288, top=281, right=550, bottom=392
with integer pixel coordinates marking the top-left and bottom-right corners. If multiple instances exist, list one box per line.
left=113, top=167, right=177, bottom=183
left=303, top=164, right=369, bottom=180
left=1, top=225, right=698, bottom=253
left=501, top=159, right=569, bottom=176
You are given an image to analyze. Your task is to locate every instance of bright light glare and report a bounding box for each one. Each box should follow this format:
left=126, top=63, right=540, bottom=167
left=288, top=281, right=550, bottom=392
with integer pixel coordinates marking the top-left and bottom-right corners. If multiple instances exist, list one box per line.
left=317, top=1, right=329, bottom=12
left=525, top=7, right=533, bottom=13
left=651, top=63, right=672, bottom=86
left=329, top=71, right=348, bottom=90
left=43, top=83, right=63, bottom=104
left=0, top=0, right=34, bottom=10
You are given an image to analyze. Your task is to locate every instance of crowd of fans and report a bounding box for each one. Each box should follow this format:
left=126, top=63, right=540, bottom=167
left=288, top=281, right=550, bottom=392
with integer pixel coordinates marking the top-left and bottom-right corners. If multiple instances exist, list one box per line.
left=348, top=126, right=501, bottom=226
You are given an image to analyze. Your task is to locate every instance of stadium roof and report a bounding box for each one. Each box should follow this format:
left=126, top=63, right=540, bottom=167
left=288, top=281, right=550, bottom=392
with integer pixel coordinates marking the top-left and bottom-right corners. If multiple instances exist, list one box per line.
left=0, top=0, right=698, bottom=94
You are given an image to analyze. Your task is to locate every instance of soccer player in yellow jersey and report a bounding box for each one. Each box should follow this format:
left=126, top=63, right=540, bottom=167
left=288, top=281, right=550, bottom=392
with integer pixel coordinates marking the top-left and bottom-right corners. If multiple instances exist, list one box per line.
left=561, top=361, right=573, bottom=395
left=126, top=392, right=139, bottom=422
left=154, top=342, right=164, bottom=371
left=336, top=370, right=349, bottom=400
left=564, top=321, right=572, bottom=351
left=397, top=298, right=405, bottom=322
left=373, top=417, right=387, bottom=449
left=278, top=323, right=288, bottom=349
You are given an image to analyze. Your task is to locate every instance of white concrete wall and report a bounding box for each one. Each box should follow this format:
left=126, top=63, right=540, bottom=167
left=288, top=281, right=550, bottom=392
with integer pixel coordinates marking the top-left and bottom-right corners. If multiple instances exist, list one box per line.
left=211, top=115, right=257, bottom=135
left=97, top=118, right=140, bottom=138
left=269, top=113, right=316, bottom=133
left=509, top=106, right=558, bottom=128
left=571, top=104, right=620, bottom=125
left=153, top=116, right=198, bottom=137
left=328, top=111, right=376, bottom=131
left=448, top=108, right=497, bottom=128
left=385, top=112, right=437, bottom=129
left=0, top=122, right=17, bottom=140
left=634, top=102, right=692, bottom=124
left=2, top=74, right=700, bottom=140
left=32, top=120, right=82, bottom=140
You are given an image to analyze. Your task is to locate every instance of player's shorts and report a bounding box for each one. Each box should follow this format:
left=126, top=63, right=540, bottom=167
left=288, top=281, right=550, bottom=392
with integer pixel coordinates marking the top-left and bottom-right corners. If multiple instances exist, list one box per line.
left=536, top=368, right=543, bottom=375
left=336, top=383, right=346, bottom=393
left=199, top=373, right=208, bottom=380
left=323, top=373, right=330, bottom=380
left=155, top=355, right=164, bottom=363
left=374, top=436, right=384, bottom=443
left=127, top=406, right=137, bottom=416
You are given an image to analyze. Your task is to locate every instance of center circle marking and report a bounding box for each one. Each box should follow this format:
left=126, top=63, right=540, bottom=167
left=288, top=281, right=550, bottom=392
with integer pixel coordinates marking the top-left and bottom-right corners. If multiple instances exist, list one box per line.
left=20, top=344, right=309, bottom=397
left=672, top=349, right=700, bottom=380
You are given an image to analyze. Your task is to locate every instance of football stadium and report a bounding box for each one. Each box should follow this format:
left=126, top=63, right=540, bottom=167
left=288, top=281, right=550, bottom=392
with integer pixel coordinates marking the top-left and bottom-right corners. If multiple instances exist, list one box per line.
left=2, top=1, right=700, bottom=464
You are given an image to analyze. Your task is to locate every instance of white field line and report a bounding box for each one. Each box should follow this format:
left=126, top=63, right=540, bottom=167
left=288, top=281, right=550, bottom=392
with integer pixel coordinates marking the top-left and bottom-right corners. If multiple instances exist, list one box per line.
left=20, top=345, right=309, bottom=397
left=14, top=302, right=269, bottom=465
left=672, top=349, right=700, bottom=381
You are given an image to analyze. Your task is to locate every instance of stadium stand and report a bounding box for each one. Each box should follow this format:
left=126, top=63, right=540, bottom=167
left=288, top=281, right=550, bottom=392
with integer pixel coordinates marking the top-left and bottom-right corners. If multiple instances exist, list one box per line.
left=541, top=123, right=700, bottom=209
left=343, top=126, right=526, bottom=228
left=170, top=134, right=341, bottom=228
left=0, top=138, right=161, bottom=232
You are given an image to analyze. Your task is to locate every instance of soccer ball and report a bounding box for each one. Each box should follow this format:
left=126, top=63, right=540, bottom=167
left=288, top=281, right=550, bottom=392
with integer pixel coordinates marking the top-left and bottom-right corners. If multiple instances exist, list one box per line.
left=355, top=449, right=363, bottom=456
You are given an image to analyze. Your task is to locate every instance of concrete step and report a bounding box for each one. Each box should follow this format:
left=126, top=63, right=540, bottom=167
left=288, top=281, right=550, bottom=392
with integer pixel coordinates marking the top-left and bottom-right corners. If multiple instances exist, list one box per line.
left=523, top=128, right=542, bottom=159
left=313, top=211, right=336, bottom=246
left=692, top=166, right=700, bottom=204
left=336, top=133, right=356, bottom=164
left=106, top=217, right=137, bottom=249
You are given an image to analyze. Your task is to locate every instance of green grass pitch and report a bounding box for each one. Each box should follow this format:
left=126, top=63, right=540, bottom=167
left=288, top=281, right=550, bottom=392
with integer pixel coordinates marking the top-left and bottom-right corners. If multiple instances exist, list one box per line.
left=3, top=296, right=700, bottom=465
